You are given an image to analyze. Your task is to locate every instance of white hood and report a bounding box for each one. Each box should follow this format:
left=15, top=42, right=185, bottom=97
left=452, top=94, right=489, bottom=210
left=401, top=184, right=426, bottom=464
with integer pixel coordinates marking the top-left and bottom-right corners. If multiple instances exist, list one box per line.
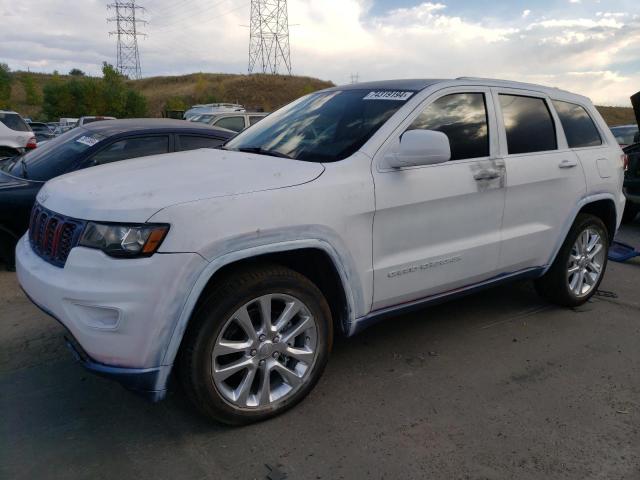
left=37, top=148, right=325, bottom=222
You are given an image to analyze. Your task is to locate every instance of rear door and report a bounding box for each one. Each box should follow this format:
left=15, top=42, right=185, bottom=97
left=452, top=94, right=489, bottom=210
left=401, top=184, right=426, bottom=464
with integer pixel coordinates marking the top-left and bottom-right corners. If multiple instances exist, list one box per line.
left=494, top=89, right=586, bottom=272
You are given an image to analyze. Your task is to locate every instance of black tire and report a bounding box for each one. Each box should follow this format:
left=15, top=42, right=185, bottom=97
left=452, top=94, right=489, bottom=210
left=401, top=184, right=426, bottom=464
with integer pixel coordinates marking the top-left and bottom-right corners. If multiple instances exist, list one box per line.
left=0, top=232, right=17, bottom=271
left=179, top=263, right=333, bottom=425
left=0, top=146, right=19, bottom=159
left=621, top=203, right=638, bottom=224
left=535, top=213, right=609, bottom=307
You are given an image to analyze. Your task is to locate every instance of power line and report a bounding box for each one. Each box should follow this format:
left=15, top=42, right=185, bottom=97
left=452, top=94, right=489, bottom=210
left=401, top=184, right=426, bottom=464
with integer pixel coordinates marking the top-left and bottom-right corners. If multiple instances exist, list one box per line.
left=248, top=0, right=292, bottom=75
left=107, top=1, right=146, bottom=79
left=147, top=2, right=248, bottom=35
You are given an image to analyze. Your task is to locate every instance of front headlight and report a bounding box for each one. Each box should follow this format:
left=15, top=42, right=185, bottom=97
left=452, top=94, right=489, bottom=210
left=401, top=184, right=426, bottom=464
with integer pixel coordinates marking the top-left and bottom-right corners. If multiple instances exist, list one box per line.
left=79, top=222, right=169, bottom=258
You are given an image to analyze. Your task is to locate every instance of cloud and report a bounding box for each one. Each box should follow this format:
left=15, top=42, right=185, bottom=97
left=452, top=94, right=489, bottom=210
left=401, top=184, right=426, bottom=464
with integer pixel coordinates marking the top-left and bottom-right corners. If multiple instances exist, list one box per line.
left=0, top=0, right=638, bottom=106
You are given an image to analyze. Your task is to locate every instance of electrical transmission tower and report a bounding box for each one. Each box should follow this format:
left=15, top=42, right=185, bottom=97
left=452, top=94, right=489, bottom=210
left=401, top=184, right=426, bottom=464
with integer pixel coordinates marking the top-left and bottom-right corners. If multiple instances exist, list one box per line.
left=107, top=1, right=146, bottom=79
left=248, top=0, right=292, bottom=75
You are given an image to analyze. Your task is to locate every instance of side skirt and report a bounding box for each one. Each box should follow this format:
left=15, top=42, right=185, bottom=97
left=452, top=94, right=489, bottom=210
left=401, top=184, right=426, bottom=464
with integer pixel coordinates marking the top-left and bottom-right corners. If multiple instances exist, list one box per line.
left=348, top=267, right=545, bottom=336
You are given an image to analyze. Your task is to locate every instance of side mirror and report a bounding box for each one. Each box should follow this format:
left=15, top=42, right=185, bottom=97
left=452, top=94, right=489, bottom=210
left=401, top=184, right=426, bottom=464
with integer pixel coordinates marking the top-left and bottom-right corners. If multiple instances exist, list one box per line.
left=384, top=129, right=451, bottom=169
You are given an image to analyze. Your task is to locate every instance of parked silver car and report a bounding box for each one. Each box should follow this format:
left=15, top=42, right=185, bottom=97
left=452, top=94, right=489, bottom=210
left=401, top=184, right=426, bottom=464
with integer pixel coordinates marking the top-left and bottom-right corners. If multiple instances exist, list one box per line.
left=195, top=112, right=268, bottom=132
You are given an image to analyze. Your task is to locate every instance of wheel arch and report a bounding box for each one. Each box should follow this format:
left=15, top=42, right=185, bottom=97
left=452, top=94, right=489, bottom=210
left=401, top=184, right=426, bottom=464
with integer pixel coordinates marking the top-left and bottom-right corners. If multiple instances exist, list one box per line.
left=160, top=239, right=360, bottom=368
left=543, top=193, right=617, bottom=274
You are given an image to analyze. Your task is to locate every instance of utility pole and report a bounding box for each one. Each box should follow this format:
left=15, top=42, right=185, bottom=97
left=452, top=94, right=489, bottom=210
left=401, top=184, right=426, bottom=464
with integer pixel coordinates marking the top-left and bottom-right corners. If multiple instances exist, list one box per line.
left=248, top=0, right=292, bottom=75
left=107, top=1, right=146, bottom=79
left=350, top=73, right=359, bottom=84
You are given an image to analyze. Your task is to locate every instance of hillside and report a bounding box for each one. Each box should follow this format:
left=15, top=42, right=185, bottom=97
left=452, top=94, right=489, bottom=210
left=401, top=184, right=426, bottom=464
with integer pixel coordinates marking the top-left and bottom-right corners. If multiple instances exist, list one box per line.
left=8, top=71, right=334, bottom=119
left=6, top=71, right=637, bottom=126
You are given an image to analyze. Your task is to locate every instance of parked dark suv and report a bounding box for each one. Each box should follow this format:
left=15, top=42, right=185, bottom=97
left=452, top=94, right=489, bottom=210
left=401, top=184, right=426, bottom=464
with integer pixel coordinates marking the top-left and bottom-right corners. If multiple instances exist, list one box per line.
left=0, top=119, right=234, bottom=268
left=622, top=91, right=640, bottom=223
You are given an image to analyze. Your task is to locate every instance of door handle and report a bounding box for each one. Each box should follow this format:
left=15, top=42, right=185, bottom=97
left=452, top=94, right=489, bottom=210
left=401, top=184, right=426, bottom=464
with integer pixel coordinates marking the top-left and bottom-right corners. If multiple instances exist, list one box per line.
left=474, top=169, right=500, bottom=181
left=559, top=159, right=578, bottom=168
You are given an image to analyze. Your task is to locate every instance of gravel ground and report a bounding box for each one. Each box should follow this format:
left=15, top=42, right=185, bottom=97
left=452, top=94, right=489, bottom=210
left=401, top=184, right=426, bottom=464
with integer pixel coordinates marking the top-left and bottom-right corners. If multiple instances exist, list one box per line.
left=1, top=221, right=639, bottom=480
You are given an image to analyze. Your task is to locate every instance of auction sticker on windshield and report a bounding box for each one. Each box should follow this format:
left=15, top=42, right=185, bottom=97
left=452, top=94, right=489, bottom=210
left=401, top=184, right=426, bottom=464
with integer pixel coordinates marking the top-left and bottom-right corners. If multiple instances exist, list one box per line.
left=76, top=136, right=102, bottom=147
left=363, top=91, right=414, bottom=101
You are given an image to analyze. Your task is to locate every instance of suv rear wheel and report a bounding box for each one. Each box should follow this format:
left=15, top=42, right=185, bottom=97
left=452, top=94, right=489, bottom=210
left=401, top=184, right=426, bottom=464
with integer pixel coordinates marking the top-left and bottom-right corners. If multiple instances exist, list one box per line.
left=179, top=264, right=333, bottom=425
left=535, top=213, right=608, bottom=307
left=0, top=146, right=19, bottom=158
left=621, top=203, right=638, bottom=224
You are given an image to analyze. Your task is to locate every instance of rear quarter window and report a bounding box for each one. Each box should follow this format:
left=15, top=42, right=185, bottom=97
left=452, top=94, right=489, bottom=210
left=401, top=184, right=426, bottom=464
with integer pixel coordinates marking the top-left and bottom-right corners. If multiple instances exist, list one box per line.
left=552, top=100, right=602, bottom=148
left=177, top=135, right=225, bottom=151
left=0, top=113, right=30, bottom=132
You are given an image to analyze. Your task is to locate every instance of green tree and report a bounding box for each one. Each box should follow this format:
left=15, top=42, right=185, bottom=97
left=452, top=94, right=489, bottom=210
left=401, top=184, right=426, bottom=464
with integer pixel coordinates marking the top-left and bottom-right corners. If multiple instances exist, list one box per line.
left=20, top=74, right=41, bottom=106
left=101, top=62, right=127, bottom=116
left=69, top=68, right=85, bottom=77
left=124, top=90, right=147, bottom=117
left=0, top=63, right=12, bottom=110
left=42, top=63, right=148, bottom=120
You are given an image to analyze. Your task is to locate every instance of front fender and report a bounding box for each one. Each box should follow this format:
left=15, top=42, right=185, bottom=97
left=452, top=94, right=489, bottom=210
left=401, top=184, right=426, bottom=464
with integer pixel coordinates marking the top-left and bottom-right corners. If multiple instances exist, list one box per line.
left=159, top=236, right=363, bottom=368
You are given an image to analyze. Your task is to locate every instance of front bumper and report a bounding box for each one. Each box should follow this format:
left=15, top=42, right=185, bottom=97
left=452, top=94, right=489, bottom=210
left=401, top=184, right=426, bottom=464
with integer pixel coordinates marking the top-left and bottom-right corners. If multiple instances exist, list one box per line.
left=16, top=235, right=207, bottom=398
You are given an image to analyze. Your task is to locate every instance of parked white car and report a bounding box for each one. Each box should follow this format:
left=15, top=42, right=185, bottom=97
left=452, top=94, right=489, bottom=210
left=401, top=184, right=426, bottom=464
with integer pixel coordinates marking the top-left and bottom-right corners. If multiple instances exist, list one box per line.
left=0, top=110, right=37, bottom=157
left=76, top=116, right=116, bottom=127
left=17, top=78, right=625, bottom=424
left=184, top=103, right=245, bottom=120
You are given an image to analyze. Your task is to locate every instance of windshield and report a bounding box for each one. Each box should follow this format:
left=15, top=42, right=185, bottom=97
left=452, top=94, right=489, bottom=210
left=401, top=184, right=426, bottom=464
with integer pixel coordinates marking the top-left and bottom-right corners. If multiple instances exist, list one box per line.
left=0, top=127, right=105, bottom=181
left=611, top=125, right=639, bottom=145
left=224, top=89, right=413, bottom=162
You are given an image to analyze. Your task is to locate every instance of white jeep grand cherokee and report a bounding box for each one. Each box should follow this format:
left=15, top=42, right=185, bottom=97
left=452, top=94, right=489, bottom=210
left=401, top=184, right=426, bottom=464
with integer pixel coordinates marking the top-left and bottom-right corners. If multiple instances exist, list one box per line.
left=17, top=79, right=625, bottom=424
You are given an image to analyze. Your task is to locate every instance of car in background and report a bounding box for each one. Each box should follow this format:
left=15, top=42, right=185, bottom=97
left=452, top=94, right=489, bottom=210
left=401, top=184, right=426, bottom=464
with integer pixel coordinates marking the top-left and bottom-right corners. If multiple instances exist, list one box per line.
left=53, top=124, right=74, bottom=136
left=184, top=103, right=245, bottom=120
left=77, top=116, right=117, bottom=127
left=203, top=112, right=268, bottom=132
left=611, top=124, right=639, bottom=148
left=28, top=122, right=56, bottom=143
left=0, top=111, right=37, bottom=158
left=621, top=91, right=640, bottom=223
left=0, top=119, right=234, bottom=269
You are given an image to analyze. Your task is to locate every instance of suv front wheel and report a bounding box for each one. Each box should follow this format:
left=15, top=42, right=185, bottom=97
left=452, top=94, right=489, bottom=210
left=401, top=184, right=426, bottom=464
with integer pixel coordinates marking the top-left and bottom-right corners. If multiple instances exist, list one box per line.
left=535, top=213, right=609, bottom=307
left=179, top=264, right=333, bottom=425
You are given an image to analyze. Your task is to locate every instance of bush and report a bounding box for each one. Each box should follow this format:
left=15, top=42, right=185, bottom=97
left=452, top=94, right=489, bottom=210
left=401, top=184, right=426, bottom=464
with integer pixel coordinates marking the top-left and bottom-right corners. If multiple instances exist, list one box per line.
left=42, top=63, right=147, bottom=119
left=0, top=63, right=11, bottom=109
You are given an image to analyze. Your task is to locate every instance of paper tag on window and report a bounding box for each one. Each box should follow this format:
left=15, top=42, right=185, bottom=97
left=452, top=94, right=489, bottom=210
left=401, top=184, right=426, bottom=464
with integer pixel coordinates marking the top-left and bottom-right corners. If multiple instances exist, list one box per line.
left=363, top=91, right=414, bottom=101
left=76, top=135, right=101, bottom=147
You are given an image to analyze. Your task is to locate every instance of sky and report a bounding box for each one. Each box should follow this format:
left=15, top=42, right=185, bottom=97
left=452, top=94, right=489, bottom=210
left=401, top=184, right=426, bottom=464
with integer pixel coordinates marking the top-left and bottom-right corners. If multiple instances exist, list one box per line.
left=1, top=0, right=639, bottom=105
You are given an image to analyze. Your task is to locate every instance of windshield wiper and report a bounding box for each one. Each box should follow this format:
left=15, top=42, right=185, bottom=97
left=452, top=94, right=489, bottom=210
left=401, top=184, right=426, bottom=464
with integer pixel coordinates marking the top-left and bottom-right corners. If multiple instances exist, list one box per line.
left=233, top=146, right=292, bottom=159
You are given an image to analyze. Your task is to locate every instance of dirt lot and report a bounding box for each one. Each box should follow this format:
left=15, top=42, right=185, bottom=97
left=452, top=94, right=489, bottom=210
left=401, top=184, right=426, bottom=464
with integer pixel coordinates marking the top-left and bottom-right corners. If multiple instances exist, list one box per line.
left=1, top=222, right=639, bottom=480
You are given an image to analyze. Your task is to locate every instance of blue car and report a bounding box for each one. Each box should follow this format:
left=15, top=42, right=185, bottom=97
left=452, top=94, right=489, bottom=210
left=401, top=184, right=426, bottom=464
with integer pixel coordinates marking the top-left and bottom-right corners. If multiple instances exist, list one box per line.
left=0, top=119, right=234, bottom=269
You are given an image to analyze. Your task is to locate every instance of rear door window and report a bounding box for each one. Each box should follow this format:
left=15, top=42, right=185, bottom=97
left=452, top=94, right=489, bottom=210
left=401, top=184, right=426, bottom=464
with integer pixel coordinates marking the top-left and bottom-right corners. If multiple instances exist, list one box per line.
left=0, top=112, right=30, bottom=132
left=90, top=136, right=170, bottom=165
left=214, top=116, right=246, bottom=132
left=551, top=100, right=602, bottom=148
left=249, top=115, right=265, bottom=125
left=407, top=92, right=490, bottom=160
left=177, top=135, right=225, bottom=151
left=499, top=94, right=557, bottom=154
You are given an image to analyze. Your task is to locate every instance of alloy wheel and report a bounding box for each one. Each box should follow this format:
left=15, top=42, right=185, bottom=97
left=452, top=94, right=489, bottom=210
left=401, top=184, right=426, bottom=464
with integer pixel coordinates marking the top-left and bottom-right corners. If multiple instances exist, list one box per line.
left=211, top=294, right=319, bottom=409
left=567, top=227, right=605, bottom=297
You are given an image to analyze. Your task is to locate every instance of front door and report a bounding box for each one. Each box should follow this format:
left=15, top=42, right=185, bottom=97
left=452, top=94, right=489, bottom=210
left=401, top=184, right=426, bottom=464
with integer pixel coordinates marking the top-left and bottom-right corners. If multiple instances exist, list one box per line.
left=371, top=87, right=506, bottom=311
